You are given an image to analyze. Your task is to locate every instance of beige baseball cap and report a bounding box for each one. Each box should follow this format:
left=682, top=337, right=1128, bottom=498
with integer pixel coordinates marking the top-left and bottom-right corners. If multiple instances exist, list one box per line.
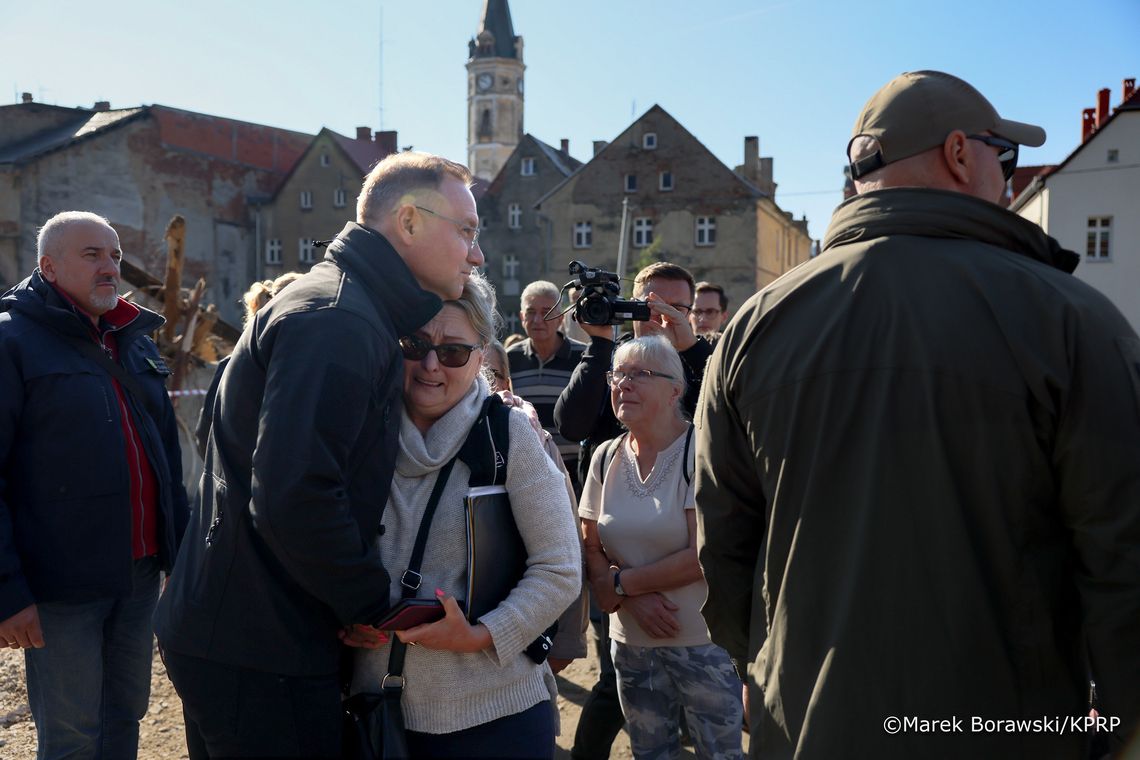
left=848, top=70, right=1046, bottom=179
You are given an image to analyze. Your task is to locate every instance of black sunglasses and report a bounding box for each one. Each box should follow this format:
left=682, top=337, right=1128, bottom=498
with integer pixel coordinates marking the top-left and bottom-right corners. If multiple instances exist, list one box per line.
left=967, top=134, right=1018, bottom=181
left=399, top=333, right=481, bottom=368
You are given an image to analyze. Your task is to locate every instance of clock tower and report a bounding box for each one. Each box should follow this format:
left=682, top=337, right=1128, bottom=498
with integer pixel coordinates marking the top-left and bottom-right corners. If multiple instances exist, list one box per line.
left=467, top=0, right=524, bottom=181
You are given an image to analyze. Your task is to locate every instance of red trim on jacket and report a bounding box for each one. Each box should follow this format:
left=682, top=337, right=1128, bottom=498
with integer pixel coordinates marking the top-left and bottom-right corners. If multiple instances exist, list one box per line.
left=52, top=286, right=160, bottom=558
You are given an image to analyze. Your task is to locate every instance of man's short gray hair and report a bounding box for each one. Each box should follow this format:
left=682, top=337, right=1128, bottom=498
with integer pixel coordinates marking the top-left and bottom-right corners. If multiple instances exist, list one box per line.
left=447, top=269, right=500, bottom=348
left=520, top=280, right=561, bottom=306
left=37, top=211, right=112, bottom=265
left=613, top=335, right=687, bottom=417
left=356, top=152, right=472, bottom=227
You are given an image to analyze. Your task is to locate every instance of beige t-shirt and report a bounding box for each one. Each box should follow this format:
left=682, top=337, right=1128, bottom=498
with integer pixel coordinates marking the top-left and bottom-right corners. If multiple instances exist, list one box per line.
left=578, top=426, right=711, bottom=648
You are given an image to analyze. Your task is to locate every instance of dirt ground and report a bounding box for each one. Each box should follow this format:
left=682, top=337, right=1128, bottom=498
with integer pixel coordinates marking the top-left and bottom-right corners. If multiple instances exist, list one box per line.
left=0, top=633, right=745, bottom=759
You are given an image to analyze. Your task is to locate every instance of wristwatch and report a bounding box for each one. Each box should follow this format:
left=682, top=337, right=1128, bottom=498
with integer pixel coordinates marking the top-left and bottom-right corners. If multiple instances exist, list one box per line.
left=613, top=569, right=627, bottom=597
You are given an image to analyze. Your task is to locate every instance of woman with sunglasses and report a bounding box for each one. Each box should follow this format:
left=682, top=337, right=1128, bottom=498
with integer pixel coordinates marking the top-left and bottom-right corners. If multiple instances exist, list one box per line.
left=348, top=271, right=581, bottom=759
left=580, top=335, right=744, bottom=759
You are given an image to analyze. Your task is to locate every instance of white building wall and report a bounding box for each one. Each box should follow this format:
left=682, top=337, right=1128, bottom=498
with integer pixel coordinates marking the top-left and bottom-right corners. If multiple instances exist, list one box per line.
left=1017, top=113, right=1140, bottom=333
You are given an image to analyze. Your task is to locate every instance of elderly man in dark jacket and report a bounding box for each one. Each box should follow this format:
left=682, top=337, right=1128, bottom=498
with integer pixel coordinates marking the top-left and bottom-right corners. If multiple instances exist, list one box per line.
left=154, top=152, right=485, bottom=758
left=697, top=70, right=1140, bottom=758
left=0, top=211, right=188, bottom=760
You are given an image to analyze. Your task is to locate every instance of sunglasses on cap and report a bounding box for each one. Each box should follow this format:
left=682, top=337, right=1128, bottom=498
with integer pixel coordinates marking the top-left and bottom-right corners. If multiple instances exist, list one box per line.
left=967, top=134, right=1018, bottom=181
left=399, top=333, right=482, bottom=368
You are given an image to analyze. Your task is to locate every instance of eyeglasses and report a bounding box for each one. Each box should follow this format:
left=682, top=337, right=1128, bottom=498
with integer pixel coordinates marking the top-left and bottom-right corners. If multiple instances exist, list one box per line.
left=670, top=303, right=693, bottom=315
left=691, top=308, right=722, bottom=319
left=605, top=368, right=676, bottom=387
left=399, top=333, right=482, bottom=368
left=414, top=205, right=480, bottom=251
left=967, top=134, right=1018, bottom=181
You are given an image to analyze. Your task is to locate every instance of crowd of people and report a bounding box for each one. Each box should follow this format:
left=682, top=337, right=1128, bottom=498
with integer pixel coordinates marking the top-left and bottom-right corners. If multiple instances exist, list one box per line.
left=0, top=69, right=1137, bottom=760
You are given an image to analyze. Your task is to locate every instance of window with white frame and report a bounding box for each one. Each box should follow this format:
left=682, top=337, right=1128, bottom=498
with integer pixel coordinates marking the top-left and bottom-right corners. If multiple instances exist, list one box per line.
left=320, top=153, right=330, bottom=167
left=625, top=174, right=637, bottom=193
left=632, top=217, right=653, bottom=248
left=1087, top=217, right=1112, bottom=261
left=659, top=171, right=674, bottom=191
left=299, top=237, right=315, bottom=264
left=502, top=254, right=520, bottom=279
left=265, top=239, right=282, bottom=265
left=520, top=157, right=536, bottom=176
left=643, top=133, right=657, bottom=150
left=333, top=188, right=347, bottom=208
left=300, top=190, right=313, bottom=209
left=508, top=203, right=522, bottom=229
left=696, top=216, right=717, bottom=246
left=573, top=221, right=593, bottom=248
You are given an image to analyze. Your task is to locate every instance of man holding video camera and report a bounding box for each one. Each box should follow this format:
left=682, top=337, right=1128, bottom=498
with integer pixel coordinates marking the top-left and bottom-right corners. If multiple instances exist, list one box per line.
left=554, top=260, right=714, bottom=760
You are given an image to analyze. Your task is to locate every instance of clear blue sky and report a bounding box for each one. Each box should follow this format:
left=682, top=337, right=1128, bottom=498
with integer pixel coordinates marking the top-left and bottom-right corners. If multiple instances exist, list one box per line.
left=4, top=0, right=1138, bottom=240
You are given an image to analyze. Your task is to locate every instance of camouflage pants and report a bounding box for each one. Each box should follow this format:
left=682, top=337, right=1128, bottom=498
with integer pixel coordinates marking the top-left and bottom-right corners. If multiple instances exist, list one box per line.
left=612, top=641, right=744, bottom=760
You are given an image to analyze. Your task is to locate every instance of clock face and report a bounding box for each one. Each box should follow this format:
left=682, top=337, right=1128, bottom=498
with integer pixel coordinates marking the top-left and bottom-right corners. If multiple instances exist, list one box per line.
left=477, top=73, right=493, bottom=91
left=516, top=78, right=524, bottom=95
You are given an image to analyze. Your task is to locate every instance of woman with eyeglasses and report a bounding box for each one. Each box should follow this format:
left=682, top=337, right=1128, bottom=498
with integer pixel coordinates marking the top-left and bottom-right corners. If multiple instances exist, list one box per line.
left=348, top=272, right=581, bottom=758
left=580, top=335, right=744, bottom=759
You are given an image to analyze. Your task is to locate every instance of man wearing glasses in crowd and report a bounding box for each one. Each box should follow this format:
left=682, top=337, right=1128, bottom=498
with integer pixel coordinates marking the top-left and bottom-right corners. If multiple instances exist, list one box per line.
left=555, top=260, right=714, bottom=760
left=155, top=152, right=483, bottom=758
left=689, top=281, right=730, bottom=338
left=697, top=70, right=1140, bottom=757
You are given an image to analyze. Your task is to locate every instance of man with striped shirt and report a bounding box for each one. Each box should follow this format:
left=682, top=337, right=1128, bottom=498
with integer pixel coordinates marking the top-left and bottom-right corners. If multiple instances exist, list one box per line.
left=507, top=280, right=587, bottom=493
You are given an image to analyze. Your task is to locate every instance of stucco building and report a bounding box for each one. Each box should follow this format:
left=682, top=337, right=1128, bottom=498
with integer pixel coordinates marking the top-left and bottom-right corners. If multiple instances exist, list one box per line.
left=254, top=127, right=396, bottom=278
left=521, top=105, right=811, bottom=316
left=1012, top=78, right=1140, bottom=332
left=0, top=96, right=310, bottom=323
left=475, top=134, right=582, bottom=333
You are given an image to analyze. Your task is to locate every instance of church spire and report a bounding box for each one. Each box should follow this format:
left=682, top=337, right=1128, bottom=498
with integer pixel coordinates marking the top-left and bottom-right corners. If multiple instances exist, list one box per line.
left=469, top=0, right=520, bottom=60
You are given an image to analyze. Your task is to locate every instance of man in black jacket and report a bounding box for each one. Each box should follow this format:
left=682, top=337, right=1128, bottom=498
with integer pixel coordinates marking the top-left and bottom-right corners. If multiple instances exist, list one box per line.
left=0, top=211, right=189, bottom=760
left=154, top=152, right=484, bottom=758
left=554, top=260, right=714, bottom=760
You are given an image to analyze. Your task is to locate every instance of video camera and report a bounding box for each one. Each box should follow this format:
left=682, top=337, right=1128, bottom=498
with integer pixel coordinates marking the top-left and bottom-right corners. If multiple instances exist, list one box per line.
left=567, top=260, right=651, bottom=326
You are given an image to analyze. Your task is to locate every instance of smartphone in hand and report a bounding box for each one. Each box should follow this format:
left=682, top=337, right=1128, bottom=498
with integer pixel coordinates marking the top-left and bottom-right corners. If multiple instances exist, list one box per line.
left=374, top=598, right=445, bottom=631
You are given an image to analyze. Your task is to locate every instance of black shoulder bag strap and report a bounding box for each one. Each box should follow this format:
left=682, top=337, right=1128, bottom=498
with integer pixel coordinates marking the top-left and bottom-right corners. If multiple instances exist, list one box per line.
left=62, top=332, right=163, bottom=422
left=385, top=456, right=457, bottom=685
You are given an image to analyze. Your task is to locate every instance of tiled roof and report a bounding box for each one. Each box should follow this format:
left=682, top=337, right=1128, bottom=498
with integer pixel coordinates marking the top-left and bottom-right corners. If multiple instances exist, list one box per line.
left=328, top=130, right=392, bottom=174
left=531, top=136, right=582, bottom=177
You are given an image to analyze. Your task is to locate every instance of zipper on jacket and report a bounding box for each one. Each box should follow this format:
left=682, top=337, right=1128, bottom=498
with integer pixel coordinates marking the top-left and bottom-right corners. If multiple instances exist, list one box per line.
left=205, top=515, right=223, bottom=546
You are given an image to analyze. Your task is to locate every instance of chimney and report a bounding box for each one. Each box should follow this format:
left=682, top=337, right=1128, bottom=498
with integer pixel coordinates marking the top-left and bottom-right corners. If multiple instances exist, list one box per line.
left=560, top=138, right=569, bottom=154
left=21, top=92, right=32, bottom=103
left=355, top=126, right=371, bottom=141
left=1096, top=88, right=1111, bottom=128
left=1081, top=108, right=1097, bottom=142
left=93, top=101, right=110, bottom=112
left=759, top=157, right=776, bottom=196
left=1125, top=78, right=1137, bottom=103
left=592, top=140, right=608, bottom=156
left=744, top=136, right=759, bottom=181
left=376, top=130, right=397, bottom=156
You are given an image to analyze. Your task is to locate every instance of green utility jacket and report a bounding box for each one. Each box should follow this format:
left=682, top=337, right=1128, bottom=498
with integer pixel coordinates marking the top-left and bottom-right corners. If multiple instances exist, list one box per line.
left=696, top=188, right=1140, bottom=758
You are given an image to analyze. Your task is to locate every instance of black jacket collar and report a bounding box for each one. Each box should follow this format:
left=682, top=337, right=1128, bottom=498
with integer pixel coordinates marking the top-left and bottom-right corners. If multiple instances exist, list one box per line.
left=324, top=222, right=442, bottom=336
left=1, top=270, right=164, bottom=343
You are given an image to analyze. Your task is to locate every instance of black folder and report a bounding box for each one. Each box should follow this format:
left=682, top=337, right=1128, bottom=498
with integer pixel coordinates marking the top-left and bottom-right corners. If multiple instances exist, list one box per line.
left=463, top=485, right=527, bottom=623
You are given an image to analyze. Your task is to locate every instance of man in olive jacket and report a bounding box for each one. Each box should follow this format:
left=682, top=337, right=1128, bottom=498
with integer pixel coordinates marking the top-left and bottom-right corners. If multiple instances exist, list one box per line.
left=696, top=70, right=1140, bottom=758
left=154, top=152, right=484, bottom=757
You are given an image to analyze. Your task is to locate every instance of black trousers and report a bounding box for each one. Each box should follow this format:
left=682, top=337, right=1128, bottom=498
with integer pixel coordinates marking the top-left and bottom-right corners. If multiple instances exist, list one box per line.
left=571, top=610, right=626, bottom=759
left=406, top=700, right=555, bottom=759
left=162, top=649, right=342, bottom=759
